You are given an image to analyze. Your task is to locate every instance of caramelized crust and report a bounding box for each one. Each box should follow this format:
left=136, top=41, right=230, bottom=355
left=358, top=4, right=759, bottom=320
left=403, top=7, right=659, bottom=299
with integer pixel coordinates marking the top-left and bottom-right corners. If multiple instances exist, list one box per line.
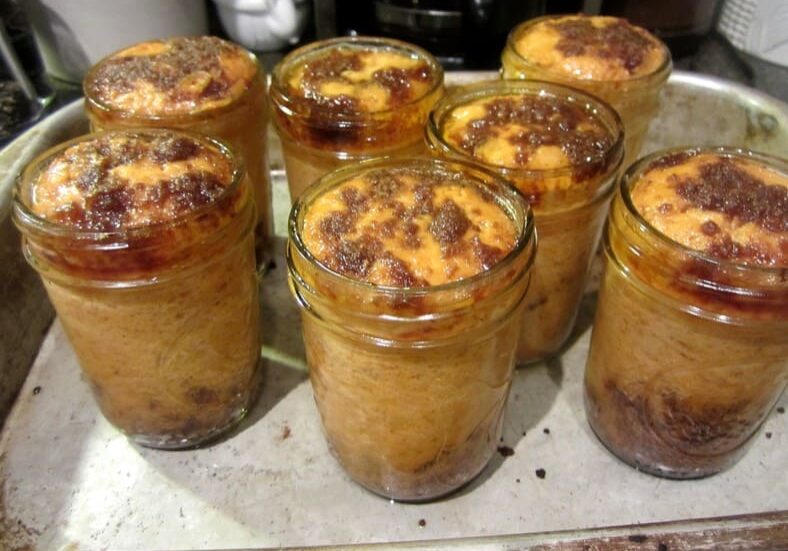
left=631, top=152, right=788, bottom=266
left=301, top=166, right=517, bottom=286
left=30, top=133, right=234, bottom=232
left=85, top=37, right=258, bottom=116
left=441, top=93, right=615, bottom=183
left=513, top=15, right=667, bottom=81
left=285, top=47, right=436, bottom=115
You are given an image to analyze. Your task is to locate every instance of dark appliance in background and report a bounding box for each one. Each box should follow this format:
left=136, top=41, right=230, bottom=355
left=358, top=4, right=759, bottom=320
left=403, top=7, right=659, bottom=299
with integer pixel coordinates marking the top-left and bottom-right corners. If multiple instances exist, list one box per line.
left=600, top=0, right=722, bottom=56
left=331, top=0, right=572, bottom=70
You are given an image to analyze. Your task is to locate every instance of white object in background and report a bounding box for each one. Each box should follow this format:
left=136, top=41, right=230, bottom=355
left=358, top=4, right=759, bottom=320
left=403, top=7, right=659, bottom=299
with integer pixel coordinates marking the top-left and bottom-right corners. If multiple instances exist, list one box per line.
left=718, top=0, right=788, bottom=66
left=20, top=0, right=209, bottom=84
left=213, top=0, right=310, bottom=52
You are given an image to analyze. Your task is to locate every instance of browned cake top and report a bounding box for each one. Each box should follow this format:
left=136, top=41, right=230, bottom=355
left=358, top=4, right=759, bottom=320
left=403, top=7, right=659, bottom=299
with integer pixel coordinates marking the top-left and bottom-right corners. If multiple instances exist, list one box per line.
left=513, top=15, right=668, bottom=81
left=283, top=45, right=438, bottom=115
left=85, top=37, right=258, bottom=116
left=631, top=152, right=788, bottom=266
left=440, top=92, right=615, bottom=183
left=29, top=132, right=235, bottom=231
left=300, top=165, right=518, bottom=287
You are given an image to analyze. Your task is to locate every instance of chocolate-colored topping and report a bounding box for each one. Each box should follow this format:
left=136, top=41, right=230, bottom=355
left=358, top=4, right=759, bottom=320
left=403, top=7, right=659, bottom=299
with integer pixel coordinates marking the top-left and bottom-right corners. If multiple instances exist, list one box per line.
left=452, top=96, right=613, bottom=180
left=675, top=159, right=788, bottom=232
left=550, top=17, right=656, bottom=74
left=430, top=200, right=470, bottom=249
left=89, top=37, right=241, bottom=104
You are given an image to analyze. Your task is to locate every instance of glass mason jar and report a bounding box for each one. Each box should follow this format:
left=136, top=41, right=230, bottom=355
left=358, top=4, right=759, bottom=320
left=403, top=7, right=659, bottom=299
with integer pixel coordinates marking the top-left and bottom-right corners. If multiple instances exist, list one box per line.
left=82, top=37, right=273, bottom=268
left=269, top=36, right=444, bottom=203
left=585, top=147, right=788, bottom=478
left=288, top=157, right=536, bottom=501
left=501, top=15, right=671, bottom=166
left=426, top=80, right=624, bottom=364
left=13, top=130, right=261, bottom=449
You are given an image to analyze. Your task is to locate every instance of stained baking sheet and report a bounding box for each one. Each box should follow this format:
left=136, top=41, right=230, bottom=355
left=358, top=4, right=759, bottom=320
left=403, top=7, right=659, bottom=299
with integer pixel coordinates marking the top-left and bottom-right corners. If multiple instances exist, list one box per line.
left=0, top=72, right=786, bottom=550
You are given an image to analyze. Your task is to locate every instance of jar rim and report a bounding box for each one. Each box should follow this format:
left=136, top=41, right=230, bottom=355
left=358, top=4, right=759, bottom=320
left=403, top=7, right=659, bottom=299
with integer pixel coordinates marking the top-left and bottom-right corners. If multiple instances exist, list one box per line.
left=504, top=14, right=673, bottom=86
left=288, top=156, right=536, bottom=297
left=269, top=35, right=444, bottom=123
left=619, top=145, right=788, bottom=274
left=83, top=38, right=263, bottom=122
left=12, top=128, right=246, bottom=246
left=426, top=78, right=625, bottom=181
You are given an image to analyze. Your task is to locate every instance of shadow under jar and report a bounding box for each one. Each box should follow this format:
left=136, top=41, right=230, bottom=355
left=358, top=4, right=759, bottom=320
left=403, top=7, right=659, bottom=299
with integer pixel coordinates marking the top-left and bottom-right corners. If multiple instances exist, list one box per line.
left=82, top=36, right=273, bottom=268
left=427, top=80, right=623, bottom=364
left=585, top=147, right=788, bottom=478
left=288, top=158, right=536, bottom=501
left=501, top=14, right=671, bottom=166
left=269, top=36, right=444, bottom=203
left=13, top=129, right=261, bottom=449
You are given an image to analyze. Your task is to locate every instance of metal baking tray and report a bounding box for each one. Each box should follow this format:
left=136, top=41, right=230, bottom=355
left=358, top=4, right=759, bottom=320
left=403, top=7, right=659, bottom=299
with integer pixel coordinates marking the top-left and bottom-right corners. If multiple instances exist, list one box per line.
left=1, top=71, right=786, bottom=550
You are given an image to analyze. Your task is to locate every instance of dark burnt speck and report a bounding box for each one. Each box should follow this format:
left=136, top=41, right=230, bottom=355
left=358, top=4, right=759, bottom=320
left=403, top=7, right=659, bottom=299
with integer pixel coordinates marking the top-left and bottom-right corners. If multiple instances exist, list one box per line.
left=497, top=445, right=515, bottom=457
left=535, top=468, right=546, bottom=479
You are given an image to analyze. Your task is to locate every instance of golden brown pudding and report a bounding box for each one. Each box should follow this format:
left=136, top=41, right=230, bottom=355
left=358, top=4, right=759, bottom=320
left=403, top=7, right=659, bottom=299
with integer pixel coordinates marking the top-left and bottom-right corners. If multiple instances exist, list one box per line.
left=301, top=167, right=518, bottom=286
left=428, top=80, right=623, bottom=363
left=14, top=130, right=261, bottom=449
left=501, top=15, right=671, bottom=165
left=288, top=158, right=536, bottom=500
left=630, top=152, right=787, bottom=266
left=270, top=37, right=444, bottom=202
left=83, top=37, right=273, bottom=267
left=585, top=148, right=788, bottom=478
